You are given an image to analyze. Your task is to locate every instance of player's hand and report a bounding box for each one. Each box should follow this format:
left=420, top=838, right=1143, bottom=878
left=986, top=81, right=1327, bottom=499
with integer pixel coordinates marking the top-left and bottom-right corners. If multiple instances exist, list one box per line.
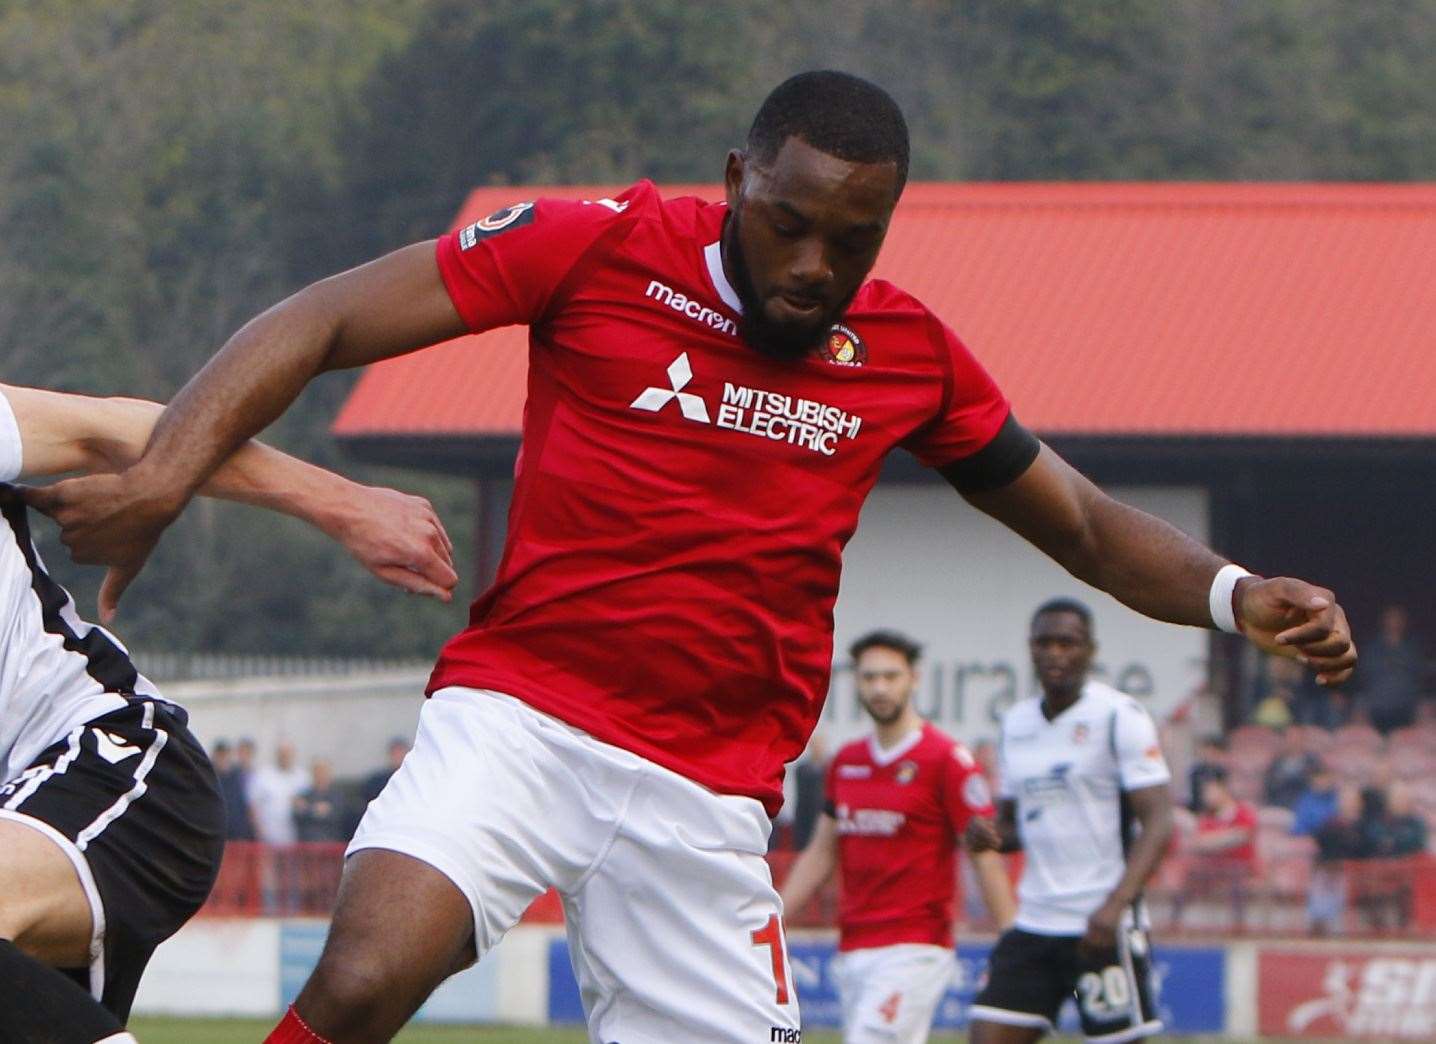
left=22, top=470, right=186, bottom=623
left=1079, top=900, right=1122, bottom=961
left=964, top=817, right=1003, bottom=854
left=1235, top=576, right=1357, bottom=686
left=322, top=484, right=457, bottom=602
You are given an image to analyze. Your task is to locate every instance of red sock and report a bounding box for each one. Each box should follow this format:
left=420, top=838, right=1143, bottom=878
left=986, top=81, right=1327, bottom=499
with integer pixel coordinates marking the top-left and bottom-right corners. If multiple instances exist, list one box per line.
left=265, top=1005, right=332, bottom=1044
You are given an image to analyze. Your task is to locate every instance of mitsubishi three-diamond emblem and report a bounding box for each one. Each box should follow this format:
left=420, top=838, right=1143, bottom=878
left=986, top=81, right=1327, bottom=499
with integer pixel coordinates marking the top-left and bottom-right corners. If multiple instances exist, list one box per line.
left=629, top=352, right=710, bottom=423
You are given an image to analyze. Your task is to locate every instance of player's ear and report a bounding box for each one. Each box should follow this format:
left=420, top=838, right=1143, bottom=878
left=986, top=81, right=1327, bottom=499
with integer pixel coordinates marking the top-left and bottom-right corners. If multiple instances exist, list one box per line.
left=724, top=150, right=746, bottom=209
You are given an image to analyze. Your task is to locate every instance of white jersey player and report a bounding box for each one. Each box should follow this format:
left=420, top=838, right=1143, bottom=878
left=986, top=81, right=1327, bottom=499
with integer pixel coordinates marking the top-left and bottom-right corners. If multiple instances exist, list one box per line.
left=0, top=384, right=455, bottom=1042
left=968, top=598, right=1175, bottom=1044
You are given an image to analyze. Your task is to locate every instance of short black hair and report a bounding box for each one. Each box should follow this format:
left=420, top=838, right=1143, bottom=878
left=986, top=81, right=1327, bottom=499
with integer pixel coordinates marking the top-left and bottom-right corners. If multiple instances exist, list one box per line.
left=748, top=71, right=910, bottom=195
left=850, top=629, right=923, bottom=666
left=1031, top=597, right=1095, bottom=638
left=212, top=739, right=231, bottom=754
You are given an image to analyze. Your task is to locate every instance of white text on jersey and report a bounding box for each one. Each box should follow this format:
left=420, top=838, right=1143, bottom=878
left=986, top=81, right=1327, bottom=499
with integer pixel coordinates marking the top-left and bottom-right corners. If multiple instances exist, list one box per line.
left=645, top=280, right=737, bottom=336
left=835, top=805, right=906, bottom=837
left=717, top=384, right=862, bottom=457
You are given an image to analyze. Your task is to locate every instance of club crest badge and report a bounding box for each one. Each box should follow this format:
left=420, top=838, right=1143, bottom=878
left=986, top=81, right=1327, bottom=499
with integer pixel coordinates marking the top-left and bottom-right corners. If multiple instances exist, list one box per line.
left=817, top=323, right=867, bottom=367
left=895, top=759, right=919, bottom=785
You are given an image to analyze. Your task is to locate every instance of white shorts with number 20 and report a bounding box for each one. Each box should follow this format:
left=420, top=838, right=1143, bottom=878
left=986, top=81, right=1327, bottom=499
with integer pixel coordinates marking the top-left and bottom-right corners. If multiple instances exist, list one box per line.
left=349, top=687, right=802, bottom=1043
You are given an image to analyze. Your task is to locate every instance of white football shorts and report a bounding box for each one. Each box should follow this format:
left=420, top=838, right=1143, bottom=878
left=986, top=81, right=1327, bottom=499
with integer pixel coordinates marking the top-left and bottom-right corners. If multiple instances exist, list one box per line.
left=349, top=687, right=802, bottom=1042
left=832, top=943, right=957, bottom=1043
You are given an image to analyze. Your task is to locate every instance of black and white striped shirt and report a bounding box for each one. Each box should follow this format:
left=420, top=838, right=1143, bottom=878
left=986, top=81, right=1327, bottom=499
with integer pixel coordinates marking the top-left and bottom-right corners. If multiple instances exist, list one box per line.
left=0, top=393, right=162, bottom=782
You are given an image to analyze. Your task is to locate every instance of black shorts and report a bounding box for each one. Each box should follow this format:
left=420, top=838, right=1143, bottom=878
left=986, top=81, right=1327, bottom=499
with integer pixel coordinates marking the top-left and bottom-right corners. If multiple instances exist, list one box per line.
left=971, top=926, right=1163, bottom=1042
left=0, top=698, right=224, bottom=1021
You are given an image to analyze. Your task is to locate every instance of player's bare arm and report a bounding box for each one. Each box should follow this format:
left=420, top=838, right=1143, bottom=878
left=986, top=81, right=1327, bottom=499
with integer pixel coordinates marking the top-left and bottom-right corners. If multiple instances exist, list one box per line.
left=9, top=383, right=457, bottom=617
left=954, top=443, right=1356, bottom=684
left=966, top=799, right=1021, bottom=854
left=969, top=844, right=1017, bottom=929
left=1079, top=783, right=1173, bottom=959
left=778, top=812, right=838, bottom=920
left=15, top=245, right=465, bottom=611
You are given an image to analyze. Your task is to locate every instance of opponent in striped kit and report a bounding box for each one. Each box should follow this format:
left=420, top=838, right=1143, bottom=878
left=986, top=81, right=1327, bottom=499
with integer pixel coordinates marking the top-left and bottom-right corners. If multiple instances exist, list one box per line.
left=0, top=384, right=455, bottom=1040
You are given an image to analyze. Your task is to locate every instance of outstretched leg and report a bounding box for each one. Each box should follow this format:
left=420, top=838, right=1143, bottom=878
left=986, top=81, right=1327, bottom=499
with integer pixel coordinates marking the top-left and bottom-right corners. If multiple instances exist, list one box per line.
left=282, top=850, right=476, bottom=1044
left=0, top=939, right=134, bottom=1044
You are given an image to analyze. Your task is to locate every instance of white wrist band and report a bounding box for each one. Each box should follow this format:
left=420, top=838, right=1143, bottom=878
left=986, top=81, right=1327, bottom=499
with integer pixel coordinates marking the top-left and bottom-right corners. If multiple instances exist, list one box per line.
left=1209, top=564, right=1255, bottom=634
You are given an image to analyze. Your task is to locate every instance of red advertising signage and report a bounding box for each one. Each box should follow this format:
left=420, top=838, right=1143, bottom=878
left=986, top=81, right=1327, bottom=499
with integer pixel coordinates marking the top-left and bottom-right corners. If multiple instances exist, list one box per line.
left=1259, top=949, right=1436, bottom=1039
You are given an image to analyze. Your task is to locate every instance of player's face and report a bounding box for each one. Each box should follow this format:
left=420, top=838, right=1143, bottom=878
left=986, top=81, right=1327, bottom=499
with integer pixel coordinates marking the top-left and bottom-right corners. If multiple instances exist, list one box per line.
left=855, top=646, right=917, bottom=725
left=1029, top=611, right=1095, bottom=697
left=722, top=137, right=899, bottom=360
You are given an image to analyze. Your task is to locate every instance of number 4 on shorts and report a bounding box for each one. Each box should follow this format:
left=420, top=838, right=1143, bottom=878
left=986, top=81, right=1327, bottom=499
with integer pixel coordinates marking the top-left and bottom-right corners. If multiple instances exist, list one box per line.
left=750, top=914, right=790, bottom=1004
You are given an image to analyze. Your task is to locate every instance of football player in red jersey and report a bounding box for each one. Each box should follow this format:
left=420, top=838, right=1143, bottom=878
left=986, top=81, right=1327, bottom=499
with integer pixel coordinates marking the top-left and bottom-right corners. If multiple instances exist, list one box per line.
left=781, top=630, right=1015, bottom=1043
left=31, top=71, right=1354, bottom=1043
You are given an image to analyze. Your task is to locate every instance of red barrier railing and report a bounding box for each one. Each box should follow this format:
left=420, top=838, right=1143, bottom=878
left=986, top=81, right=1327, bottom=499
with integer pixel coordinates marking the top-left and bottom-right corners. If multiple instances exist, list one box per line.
left=202, top=841, right=346, bottom=916
left=198, top=841, right=1436, bottom=938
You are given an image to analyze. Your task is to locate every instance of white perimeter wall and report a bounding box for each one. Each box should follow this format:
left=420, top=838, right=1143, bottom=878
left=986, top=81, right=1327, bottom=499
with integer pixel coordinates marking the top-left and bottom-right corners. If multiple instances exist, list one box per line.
left=825, top=484, right=1210, bottom=748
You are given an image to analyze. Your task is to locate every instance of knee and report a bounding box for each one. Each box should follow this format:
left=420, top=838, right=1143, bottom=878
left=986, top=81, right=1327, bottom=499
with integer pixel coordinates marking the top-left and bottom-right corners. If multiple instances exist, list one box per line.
left=302, top=951, right=395, bottom=1026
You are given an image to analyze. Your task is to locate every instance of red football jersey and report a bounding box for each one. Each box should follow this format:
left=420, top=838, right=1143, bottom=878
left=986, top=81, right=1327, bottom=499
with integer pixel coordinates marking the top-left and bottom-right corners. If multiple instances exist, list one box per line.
left=1196, top=800, right=1260, bottom=870
left=429, top=181, right=1013, bottom=815
left=826, top=723, right=994, bottom=951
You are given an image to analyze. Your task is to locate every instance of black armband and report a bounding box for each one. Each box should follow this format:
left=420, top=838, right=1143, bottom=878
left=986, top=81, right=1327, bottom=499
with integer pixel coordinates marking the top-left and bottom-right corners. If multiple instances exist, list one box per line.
left=938, top=412, right=1041, bottom=494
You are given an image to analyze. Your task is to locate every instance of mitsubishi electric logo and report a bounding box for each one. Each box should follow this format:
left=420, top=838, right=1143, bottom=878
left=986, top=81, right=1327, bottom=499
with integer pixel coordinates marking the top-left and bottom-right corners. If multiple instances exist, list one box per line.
left=629, top=354, right=864, bottom=457
left=629, top=352, right=711, bottom=423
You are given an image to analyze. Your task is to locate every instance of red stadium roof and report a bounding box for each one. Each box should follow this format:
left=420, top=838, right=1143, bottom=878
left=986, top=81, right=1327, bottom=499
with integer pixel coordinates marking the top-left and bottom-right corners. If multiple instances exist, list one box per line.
left=333, top=182, right=1436, bottom=446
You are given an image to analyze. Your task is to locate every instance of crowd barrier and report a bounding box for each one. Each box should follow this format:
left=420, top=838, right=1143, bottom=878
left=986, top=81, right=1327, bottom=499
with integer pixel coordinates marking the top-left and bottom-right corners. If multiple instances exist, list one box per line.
left=133, top=918, right=1436, bottom=1039
left=204, top=843, right=1436, bottom=939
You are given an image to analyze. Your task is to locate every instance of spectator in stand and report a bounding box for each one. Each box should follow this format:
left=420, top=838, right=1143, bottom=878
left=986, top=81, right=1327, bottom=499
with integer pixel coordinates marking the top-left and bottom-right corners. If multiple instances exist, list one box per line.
left=1367, top=781, right=1428, bottom=858
left=249, top=741, right=311, bottom=915
left=1271, top=652, right=1338, bottom=728
left=293, top=759, right=348, bottom=914
left=1358, top=604, right=1428, bottom=733
left=1193, top=776, right=1259, bottom=868
left=212, top=739, right=256, bottom=842
left=294, top=759, right=349, bottom=844
left=359, top=737, right=411, bottom=807
left=1314, top=783, right=1369, bottom=862
left=1263, top=729, right=1322, bottom=810
left=1187, top=735, right=1228, bottom=812
left=1251, top=679, right=1295, bottom=729
left=249, top=741, right=311, bottom=846
left=1291, top=764, right=1339, bottom=837
left=1188, top=775, right=1259, bottom=928
left=237, top=736, right=258, bottom=797
left=1360, top=757, right=1394, bottom=821
left=1309, top=783, right=1370, bottom=934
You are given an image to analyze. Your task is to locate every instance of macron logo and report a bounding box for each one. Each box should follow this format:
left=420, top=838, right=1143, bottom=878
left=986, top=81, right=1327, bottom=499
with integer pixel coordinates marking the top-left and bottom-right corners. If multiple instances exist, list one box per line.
left=645, top=280, right=737, bottom=337
left=629, top=353, right=711, bottom=423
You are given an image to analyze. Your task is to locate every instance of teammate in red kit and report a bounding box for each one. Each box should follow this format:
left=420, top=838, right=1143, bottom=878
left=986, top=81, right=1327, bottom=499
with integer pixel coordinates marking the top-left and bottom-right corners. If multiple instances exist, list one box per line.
left=31, top=72, right=1355, bottom=1043
left=781, top=630, right=1014, bottom=1043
